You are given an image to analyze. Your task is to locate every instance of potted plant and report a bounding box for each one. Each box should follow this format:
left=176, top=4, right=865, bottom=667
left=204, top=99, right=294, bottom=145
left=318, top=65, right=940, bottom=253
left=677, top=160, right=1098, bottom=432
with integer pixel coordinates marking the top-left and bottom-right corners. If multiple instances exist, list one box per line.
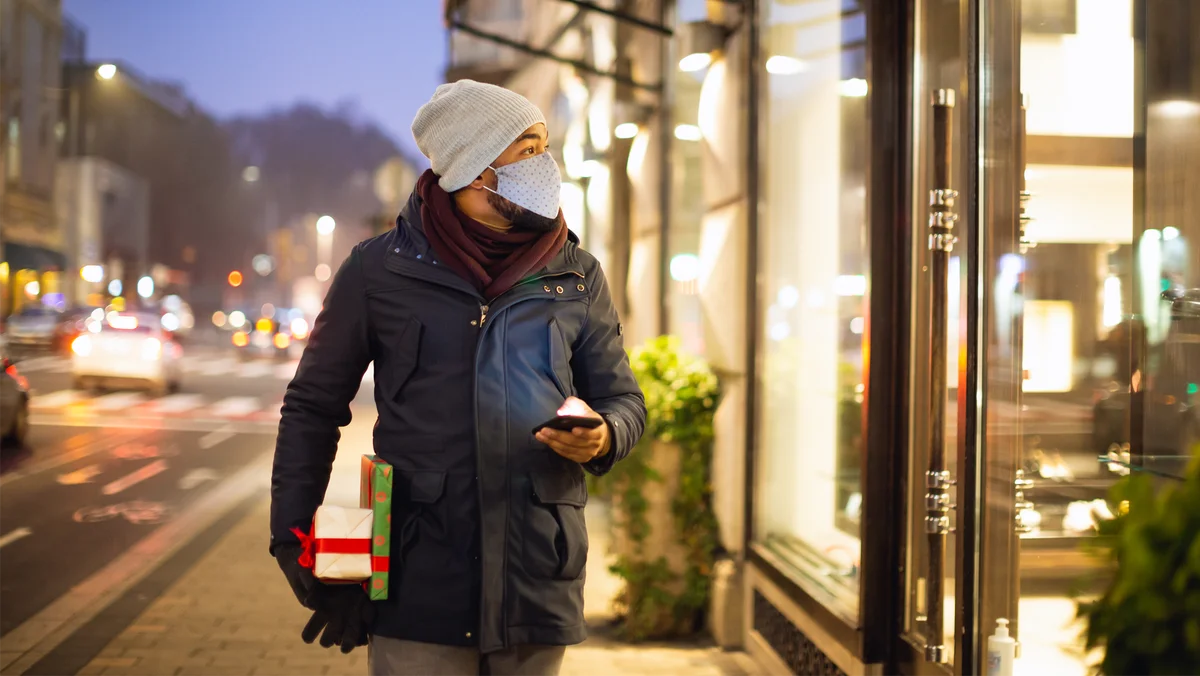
left=592, top=335, right=722, bottom=641
left=1077, top=456, right=1200, bottom=674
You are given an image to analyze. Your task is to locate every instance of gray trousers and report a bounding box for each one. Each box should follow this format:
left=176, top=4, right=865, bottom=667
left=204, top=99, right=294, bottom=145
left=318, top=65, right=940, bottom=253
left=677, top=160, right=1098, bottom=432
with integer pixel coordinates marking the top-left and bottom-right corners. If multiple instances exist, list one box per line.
left=368, top=636, right=567, bottom=676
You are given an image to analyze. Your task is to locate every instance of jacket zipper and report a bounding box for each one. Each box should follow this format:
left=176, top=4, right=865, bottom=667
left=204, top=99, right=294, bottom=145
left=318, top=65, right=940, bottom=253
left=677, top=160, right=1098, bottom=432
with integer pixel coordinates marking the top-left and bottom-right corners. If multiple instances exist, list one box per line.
left=479, top=304, right=489, bottom=326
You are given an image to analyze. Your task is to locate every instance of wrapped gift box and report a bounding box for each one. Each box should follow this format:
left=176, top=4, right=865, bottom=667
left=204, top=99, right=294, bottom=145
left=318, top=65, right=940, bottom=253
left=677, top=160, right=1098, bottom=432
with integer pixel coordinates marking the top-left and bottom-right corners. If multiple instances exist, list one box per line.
left=360, top=455, right=394, bottom=600
left=309, top=505, right=373, bottom=582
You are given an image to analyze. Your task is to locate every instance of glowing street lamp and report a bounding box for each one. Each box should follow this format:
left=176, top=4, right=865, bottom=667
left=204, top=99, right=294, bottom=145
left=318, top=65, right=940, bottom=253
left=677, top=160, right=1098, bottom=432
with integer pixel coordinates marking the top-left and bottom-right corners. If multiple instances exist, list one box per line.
left=316, top=215, right=336, bottom=236
left=80, top=265, right=104, bottom=284
left=137, top=275, right=155, bottom=299
left=97, top=64, right=117, bottom=80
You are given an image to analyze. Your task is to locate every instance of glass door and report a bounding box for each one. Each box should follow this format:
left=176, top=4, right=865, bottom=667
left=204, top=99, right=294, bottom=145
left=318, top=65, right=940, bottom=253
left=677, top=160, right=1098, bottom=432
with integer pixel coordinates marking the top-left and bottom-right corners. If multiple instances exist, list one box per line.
left=974, top=0, right=1200, bottom=675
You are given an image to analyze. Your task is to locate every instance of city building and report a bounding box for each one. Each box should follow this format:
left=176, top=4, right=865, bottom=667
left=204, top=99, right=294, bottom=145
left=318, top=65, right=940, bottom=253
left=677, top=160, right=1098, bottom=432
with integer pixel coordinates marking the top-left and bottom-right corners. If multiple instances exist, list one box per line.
left=54, top=155, right=149, bottom=307
left=450, top=0, right=1200, bottom=674
left=58, top=59, right=194, bottom=307
left=0, top=0, right=64, bottom=316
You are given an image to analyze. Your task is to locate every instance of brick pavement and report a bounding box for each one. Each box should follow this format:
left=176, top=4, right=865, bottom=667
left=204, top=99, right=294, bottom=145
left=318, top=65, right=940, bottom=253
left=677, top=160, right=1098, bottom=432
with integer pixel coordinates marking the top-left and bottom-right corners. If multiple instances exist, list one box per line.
left=79, top=490, right=757, bottom=676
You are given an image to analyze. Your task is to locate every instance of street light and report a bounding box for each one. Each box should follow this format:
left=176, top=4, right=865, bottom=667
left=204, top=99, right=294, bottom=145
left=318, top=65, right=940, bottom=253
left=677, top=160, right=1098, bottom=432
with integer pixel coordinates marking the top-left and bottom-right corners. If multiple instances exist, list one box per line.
left=242, top=166, right=260, bottom=183
left=137, top=275, right=155, bottom=299
left=96, top=64, right=117, bottom=80
left=316, top=215, right=336, bottom=236
left=80, top=265, right=104, bottom=284
left=228, top=270, right=243, bottom=287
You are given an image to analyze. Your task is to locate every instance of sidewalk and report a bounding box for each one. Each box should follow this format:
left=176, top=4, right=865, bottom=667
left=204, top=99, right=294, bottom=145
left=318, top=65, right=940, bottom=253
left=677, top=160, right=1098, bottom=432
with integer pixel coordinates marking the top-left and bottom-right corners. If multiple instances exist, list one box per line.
left=78, top=423, right=757, bottom=675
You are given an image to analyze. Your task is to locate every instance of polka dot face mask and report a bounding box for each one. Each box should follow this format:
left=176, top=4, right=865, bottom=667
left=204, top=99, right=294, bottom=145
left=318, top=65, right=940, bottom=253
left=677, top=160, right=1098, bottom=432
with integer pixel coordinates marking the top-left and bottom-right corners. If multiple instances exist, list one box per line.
left=485, top=151, right=562, bottom=220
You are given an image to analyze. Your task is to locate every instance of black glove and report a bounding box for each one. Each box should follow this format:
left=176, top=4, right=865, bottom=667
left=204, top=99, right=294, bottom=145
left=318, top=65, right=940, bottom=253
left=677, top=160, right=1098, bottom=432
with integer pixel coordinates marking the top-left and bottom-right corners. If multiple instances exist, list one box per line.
left=275, top=544, right=376, bottom=653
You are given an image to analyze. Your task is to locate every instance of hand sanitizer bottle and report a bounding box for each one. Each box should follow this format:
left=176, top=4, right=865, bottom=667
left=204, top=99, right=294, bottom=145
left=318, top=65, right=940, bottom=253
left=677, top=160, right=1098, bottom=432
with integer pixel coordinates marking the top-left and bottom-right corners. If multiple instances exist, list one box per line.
left=987, top=618, right=1016, bottom=676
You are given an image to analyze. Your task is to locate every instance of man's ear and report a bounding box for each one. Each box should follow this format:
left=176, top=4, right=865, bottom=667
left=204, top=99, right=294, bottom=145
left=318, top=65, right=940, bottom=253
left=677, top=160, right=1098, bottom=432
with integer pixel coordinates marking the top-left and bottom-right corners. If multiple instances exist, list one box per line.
left=467, top=175, right=487, bottom=190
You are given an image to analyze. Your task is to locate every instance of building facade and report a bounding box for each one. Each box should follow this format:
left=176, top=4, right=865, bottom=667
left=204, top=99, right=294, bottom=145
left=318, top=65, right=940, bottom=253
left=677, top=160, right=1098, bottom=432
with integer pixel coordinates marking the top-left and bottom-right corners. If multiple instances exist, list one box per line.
left=0, top=0, right=64, bottom=316
left=447, top=0, right=1200, bottom=674
left=54, top=156, right=149, bottom=307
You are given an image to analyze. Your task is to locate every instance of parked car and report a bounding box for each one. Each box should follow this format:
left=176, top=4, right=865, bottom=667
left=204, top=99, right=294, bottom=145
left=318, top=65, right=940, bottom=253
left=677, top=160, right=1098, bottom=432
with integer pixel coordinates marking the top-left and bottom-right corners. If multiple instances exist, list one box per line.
left=5, top=305, right=63, bottom=352
left=1, top=345, right=30, bottom=447
left=71, top=312, right=183, bottom=395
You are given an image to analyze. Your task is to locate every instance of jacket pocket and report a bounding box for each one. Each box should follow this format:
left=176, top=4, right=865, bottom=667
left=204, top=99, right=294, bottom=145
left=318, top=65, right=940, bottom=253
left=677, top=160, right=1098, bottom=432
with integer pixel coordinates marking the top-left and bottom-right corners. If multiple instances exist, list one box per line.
left=547, top=319, right=574, bottom=399
left=526, top=470, right=588, bottom=581
left=386, top=317, right=422, bottom=402
left=394, top=470, right=446, bottom=572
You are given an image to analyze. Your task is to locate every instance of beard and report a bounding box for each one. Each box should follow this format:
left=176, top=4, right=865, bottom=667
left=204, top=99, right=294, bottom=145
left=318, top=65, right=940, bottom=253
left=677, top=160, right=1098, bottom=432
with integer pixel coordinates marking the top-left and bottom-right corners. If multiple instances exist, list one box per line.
left=486, top=191, right=561, bottom=233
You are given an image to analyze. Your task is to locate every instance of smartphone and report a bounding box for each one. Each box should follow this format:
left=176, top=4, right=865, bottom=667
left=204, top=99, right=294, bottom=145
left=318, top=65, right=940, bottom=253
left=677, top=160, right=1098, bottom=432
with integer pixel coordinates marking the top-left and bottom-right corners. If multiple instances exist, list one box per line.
left=532, top=415, right=604, bottom=435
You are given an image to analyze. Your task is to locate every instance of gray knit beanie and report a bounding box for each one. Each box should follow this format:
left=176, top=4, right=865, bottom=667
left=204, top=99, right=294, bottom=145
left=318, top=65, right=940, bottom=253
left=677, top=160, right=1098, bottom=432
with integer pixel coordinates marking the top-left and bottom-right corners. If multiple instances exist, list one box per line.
left=412, top=80, right=547, bottom=193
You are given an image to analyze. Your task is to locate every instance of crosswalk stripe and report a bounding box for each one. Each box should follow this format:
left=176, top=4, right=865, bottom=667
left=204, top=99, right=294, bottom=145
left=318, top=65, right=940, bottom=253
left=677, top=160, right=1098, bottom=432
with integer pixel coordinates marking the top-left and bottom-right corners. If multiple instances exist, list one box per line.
left=148, top=393, right=206, bottom=413
left=275, top=361, right=299, bottom=380
left=238, top=362, right=273, bottom=378
left=90, top=392, right=147, bottom=411
left=207, top=396, right=261, bottom=417
left=13, top=357, right=58, bottom=374
left=30, top=390, right=85, bottom=409
left=188, top=357, right=236, bottom=376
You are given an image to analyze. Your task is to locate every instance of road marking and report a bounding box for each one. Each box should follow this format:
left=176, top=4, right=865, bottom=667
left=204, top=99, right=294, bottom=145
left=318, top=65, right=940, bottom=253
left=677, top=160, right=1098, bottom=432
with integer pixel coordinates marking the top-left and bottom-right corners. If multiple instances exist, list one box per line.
left=276, top=360, right=300, bottom=380
left=0, top=431, right=137, bottom=488
left=11, top=357, right=58, bottom=373
left=57, top=464, right=102, bottom=485
left=239, top=361, right=273, bottom=378
left=179, top=468, right=219, bottom=490
left=0, top=453, right=272, bottom=674
left=198, top=426, right=236, bottom=450
left=28, top=414, right=279, bottom=434
left=208, top=396, right=261, bottom=417
left=90, top=392, right=146, bottom=411
left=149, top=393, right=206, bottom=413
left=30, top=390, right=84, bottom=410
left=100, top=459, right=168, bottom=495
left=190, top=357, right=235, bottom=376
left=0, top=527, right=32, bottom=549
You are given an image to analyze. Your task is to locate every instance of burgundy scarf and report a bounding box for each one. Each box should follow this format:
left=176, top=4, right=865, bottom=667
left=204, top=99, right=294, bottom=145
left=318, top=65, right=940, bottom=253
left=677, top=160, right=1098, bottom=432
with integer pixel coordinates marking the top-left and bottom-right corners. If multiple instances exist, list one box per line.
left=417, top=170, right=567, bottom=299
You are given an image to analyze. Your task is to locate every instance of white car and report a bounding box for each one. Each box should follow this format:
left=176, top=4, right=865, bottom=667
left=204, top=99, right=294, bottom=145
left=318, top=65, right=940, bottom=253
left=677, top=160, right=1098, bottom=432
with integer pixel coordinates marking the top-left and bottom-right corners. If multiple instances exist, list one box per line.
left=71, top=312, right=183, bottom=395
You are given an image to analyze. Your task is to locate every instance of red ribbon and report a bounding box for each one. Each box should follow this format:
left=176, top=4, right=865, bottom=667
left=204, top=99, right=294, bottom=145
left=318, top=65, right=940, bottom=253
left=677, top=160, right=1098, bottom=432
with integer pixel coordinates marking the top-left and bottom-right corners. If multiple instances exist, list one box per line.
left=291, top=526, right=316, bottom=569
left=292, top=526, right=384, bottom=571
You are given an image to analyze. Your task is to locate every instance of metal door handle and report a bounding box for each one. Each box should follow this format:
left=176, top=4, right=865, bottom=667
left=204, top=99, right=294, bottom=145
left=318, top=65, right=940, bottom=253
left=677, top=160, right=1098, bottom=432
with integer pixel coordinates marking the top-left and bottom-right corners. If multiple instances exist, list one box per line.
left=922, top=88, right=957, bottom=665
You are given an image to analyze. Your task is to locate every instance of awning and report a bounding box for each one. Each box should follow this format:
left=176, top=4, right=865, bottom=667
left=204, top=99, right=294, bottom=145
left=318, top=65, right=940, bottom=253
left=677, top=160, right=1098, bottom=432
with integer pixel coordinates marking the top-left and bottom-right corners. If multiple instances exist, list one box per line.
left=2, top=243, right=66, bottom=272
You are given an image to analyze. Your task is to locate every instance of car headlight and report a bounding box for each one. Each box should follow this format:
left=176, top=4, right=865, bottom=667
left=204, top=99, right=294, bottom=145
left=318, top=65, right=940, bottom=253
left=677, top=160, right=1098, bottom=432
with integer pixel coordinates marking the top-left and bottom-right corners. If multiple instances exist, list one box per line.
left=72, top=334, right=92, bottom=356
left=142, top=337, right=162, bottom=360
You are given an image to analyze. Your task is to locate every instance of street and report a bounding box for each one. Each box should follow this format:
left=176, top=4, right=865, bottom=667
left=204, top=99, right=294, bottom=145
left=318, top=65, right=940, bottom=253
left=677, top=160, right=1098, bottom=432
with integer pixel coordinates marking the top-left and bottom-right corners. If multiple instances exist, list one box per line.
left=0, top=346, right=375, bottom=669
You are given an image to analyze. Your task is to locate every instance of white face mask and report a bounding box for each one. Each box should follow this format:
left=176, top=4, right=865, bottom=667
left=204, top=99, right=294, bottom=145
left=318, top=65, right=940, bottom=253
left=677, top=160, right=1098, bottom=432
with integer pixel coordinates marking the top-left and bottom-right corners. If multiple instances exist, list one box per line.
left=484, top=151, right=562, bottom=220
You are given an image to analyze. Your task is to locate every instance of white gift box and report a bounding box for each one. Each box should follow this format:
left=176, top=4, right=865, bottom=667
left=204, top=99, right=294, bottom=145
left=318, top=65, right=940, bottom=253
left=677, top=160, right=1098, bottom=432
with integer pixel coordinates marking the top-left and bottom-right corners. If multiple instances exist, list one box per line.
left=312, top=505, right=374, bottom=582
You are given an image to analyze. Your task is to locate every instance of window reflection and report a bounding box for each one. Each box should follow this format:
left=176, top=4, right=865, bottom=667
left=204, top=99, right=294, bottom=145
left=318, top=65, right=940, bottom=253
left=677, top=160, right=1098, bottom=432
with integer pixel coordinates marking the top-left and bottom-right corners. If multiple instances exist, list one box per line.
left=754, top=0, right=868, bottom=619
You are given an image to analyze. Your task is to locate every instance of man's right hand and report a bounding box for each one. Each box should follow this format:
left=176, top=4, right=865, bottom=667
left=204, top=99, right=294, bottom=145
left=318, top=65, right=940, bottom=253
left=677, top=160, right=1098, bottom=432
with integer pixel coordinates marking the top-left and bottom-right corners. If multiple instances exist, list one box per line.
left=274, top=544, right=375, bottom=653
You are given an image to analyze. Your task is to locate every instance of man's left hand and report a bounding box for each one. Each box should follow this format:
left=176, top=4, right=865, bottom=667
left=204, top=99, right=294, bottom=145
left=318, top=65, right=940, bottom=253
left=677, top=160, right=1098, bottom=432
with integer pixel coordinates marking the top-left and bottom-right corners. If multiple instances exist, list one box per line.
left=536, top=397, right=610, bottom=463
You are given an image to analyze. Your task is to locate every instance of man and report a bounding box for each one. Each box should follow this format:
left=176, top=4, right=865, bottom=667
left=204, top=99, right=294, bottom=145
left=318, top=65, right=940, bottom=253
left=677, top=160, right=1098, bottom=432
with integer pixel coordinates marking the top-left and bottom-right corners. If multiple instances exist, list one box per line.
left=270, top=79, right=646, bottom=676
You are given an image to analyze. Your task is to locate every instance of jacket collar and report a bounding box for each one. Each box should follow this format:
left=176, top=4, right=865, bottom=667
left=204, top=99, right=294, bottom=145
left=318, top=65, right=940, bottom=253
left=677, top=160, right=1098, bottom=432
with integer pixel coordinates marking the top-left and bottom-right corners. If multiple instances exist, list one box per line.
left=395, top=190, right=584, bottom=279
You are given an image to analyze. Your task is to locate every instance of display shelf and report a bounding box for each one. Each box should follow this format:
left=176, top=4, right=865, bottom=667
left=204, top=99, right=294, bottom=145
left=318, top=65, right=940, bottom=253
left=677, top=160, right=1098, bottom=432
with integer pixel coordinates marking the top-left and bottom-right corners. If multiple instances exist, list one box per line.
left=1097, top=454, right=1190, bottom=481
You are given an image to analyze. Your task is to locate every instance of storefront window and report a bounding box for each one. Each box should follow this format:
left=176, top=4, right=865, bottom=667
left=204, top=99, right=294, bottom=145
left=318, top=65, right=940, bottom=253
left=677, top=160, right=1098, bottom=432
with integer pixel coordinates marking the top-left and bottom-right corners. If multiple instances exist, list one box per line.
left=753, top=0, right=868, bottom=620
